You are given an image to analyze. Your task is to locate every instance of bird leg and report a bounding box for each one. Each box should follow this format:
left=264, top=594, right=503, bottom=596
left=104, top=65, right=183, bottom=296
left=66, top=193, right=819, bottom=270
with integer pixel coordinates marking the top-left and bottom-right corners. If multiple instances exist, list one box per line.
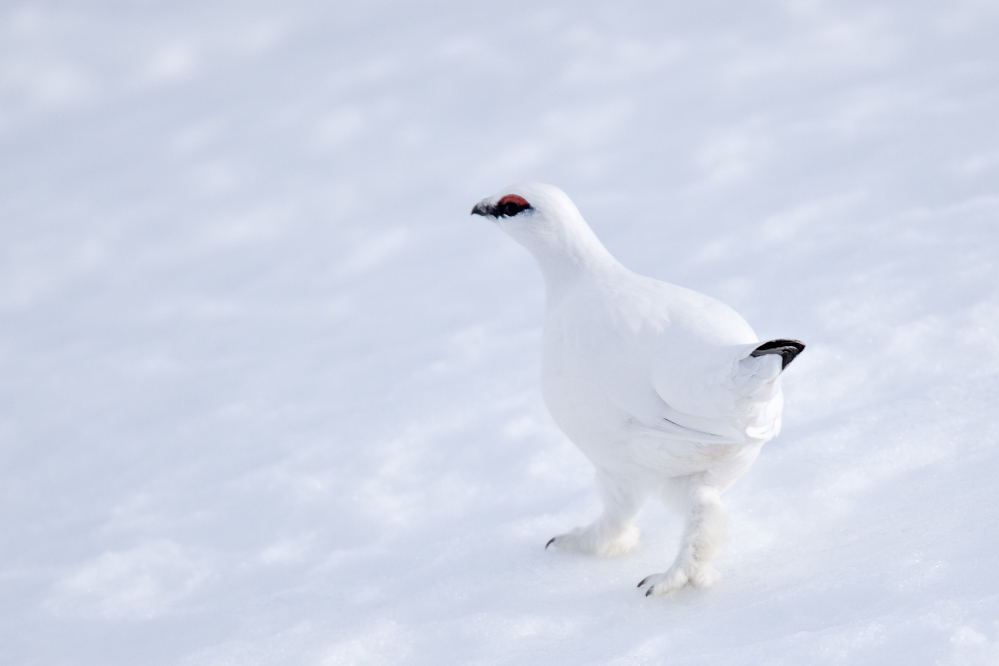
left=638, top=482, right=726, bottom=596
left=546, top=469, right=646, bottom=557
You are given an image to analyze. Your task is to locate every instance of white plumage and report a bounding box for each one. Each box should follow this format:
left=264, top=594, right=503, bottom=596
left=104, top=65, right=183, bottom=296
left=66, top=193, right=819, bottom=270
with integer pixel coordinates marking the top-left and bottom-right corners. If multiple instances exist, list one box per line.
left=472, top=182, right=804, bottom=596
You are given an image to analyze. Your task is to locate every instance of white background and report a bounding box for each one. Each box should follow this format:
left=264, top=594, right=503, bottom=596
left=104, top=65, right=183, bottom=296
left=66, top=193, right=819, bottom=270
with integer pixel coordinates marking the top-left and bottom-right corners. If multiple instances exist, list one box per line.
left=2, top=1, right=999, bottom=663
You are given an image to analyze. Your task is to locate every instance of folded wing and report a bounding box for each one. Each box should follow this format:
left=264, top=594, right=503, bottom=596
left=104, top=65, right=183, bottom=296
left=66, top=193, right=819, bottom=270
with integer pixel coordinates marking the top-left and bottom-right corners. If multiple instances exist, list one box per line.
left=643, top=339, right=805, bottom=445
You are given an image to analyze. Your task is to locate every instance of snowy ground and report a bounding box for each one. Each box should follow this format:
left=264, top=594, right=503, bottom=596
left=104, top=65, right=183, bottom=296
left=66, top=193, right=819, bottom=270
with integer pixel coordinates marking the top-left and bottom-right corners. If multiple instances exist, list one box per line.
left=3, top=1, right=999, bottom=664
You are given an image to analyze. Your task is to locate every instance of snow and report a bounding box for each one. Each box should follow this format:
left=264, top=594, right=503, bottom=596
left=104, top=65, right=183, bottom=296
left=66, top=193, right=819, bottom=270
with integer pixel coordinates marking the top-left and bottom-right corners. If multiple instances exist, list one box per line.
left=2, top=0, right=999, bottom=663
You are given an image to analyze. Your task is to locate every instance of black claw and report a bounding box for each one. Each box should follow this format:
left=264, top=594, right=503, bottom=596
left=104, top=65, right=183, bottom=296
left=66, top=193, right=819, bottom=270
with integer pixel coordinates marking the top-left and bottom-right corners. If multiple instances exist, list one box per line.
left=545, top=537, right=556, bottom=549
left=645, top=587, right=654, bottom=597
left=637, top=576, right=651, bottom=588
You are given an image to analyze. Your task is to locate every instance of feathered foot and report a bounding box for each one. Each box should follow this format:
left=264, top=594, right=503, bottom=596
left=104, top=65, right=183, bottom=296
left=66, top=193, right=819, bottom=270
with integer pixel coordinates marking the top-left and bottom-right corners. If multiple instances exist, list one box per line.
left=546, top=523, right=640, bottom=557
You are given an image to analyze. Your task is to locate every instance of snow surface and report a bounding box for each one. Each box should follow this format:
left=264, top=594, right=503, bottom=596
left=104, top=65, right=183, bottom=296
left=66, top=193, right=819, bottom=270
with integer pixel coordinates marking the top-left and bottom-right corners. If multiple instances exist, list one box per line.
left=2, top=1, right=999, bottom=664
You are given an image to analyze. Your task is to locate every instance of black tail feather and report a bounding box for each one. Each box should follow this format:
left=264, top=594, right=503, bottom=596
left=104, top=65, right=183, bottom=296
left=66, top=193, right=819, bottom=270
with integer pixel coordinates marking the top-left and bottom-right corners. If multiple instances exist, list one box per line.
left=750, top=339, right=805, bottom=370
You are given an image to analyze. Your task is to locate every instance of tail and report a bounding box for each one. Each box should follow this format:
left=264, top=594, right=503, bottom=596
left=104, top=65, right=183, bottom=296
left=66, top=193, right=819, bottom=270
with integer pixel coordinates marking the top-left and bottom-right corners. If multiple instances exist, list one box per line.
left=731, top=338, right=805, bottom=441
left=749, top=339, right=805, bottom=370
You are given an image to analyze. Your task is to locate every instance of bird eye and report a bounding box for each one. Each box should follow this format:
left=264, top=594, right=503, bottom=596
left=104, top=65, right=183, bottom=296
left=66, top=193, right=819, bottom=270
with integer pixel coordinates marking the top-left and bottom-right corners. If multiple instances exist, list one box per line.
left=497, top=195, right=532, bottom=217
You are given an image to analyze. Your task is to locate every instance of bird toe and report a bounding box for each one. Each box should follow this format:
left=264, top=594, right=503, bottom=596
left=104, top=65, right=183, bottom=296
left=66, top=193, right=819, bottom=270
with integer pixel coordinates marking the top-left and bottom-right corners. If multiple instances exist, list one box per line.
left=638, top=568, right=691, bottom=597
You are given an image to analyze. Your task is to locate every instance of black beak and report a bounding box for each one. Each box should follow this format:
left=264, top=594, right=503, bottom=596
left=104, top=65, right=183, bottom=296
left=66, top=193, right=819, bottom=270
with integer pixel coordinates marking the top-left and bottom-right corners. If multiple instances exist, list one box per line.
left=471, top=201, right=491, bottom=216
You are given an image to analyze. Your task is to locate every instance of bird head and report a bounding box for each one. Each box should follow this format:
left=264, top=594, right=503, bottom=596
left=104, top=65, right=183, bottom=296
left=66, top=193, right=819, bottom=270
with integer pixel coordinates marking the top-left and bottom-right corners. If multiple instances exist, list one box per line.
left=472, top=182, right=621, bottom=291
left=471, top=183, right=590, bottom=255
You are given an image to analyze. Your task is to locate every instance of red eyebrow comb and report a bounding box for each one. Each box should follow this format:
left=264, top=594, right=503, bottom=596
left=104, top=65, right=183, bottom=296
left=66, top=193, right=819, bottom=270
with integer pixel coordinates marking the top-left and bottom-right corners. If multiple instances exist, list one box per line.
left=498, top=194, right=530, bottom=207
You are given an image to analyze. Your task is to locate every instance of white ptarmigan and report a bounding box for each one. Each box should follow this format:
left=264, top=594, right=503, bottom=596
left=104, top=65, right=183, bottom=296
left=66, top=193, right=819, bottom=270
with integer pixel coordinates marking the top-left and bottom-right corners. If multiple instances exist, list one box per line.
left=472, top=182, right=804, bottom=597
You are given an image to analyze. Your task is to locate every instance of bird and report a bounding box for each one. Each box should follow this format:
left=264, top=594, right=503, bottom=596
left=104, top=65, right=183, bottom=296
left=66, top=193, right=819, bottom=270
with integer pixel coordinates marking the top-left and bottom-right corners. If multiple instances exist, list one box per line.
left=471, top=183, right=804, bottom=597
